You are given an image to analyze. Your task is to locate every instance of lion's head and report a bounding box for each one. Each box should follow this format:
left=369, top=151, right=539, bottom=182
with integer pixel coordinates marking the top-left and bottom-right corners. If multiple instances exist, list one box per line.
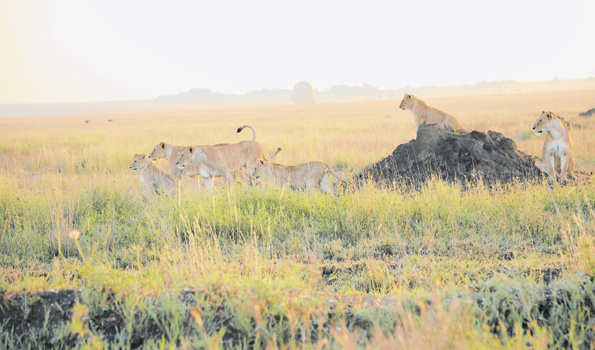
left=148, top=142, right=166, bottom=161
left=532, top=111, right=555, bottom=135
left=175, top=146, right=194, bottom=169
left=130, top=154, right=147, bottom=171
left=251, top=160, right=273, bottom=184
left=399, top=94, right=414, bottom=110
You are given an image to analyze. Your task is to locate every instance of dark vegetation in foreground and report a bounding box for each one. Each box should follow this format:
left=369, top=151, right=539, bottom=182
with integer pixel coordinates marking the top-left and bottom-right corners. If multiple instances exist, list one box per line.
left=1, top=273, right=594, bottom=349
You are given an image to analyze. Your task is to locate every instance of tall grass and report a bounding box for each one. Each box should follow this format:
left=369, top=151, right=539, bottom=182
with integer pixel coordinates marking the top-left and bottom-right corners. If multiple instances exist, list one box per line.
left=1, top=91, right=594, bottom=348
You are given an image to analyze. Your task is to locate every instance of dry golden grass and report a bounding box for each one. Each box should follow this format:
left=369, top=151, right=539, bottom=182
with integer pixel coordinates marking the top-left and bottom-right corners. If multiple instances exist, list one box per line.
left=1, top=87, right=594, bottom=348
left=1, top=88, right=594, bottom=174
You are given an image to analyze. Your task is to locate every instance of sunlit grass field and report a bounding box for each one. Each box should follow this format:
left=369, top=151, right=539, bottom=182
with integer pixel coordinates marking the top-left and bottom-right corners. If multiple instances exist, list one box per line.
left=1, top=90, right=594, bottom=348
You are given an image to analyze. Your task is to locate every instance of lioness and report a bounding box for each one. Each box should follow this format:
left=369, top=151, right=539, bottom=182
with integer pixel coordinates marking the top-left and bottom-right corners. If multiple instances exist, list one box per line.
left=399, top=94, right=463, bottom=132
left=148, top=141, right=228, bottom=180
left=130, top=153, right=178, bottom=195
left=175, top=142, right=265, bottom=187
left=148, top=142, right=184, bottom=180
left=532, top=111, right=575, bottom=182
left=252, top=159, right=346, bottom=193
left=175, top=126, right=270, bottom=188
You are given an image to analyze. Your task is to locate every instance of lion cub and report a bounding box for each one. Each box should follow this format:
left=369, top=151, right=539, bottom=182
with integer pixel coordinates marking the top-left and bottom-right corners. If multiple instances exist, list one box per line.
left=532, top=111, right=575, bottom=182
left=253, top=159, right=346, bottom=193
left=399, top=94, right=463, bottom=132
left=130, top=153, right=178, bottom=195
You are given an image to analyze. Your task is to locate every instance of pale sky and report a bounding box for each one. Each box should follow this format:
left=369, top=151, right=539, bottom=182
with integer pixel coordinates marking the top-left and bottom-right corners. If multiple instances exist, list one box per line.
left=1, top=0, right=594, bottom=104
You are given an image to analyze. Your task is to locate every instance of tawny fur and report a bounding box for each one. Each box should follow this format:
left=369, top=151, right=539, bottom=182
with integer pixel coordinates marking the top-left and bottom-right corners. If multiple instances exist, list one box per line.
left=399, top=94, right=463, bottom=132
left=130, top=153, right=178, bottom=195
left=532, top=111, right=575, bottom=182
left=173, top=125, right=278, bottom=190
left=175, top=141, right=267, bottom=188
left=253, top=160, right=346, bottom=193
left=148, top=142, right=184, bottom=180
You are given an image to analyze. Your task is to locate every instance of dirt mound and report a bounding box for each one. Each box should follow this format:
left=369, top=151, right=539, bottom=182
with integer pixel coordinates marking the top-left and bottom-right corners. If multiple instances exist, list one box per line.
left=579, top=108, right=595, bottom=117
left=357, top=124, right=542, bottom=187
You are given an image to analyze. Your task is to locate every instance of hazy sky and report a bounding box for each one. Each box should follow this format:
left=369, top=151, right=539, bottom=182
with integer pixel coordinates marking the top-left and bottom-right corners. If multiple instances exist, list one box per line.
left=1, top=0, right=594, bottom=104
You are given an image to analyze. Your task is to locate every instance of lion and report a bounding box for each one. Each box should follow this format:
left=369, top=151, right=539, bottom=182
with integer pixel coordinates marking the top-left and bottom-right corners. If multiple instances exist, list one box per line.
left=174, top=125, right=273, bottom=189
left=130, top=153, right=178, bottom=195
left=147, top=141, right=228, bottom=186
left=252, top=157, right=346, bottom=193
left=148, top=125, right=257, bottom=179
left=148, top=142, right=185, bottom=180
left=532, top=111, right=575, bottom=182
left=399, top=94, right=463, bottom=132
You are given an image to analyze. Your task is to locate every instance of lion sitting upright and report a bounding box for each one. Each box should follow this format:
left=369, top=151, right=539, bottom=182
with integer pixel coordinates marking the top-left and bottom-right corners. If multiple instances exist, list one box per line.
left=130, top=153, right=178, bottom=195
left=399, top=94, right=463, bottom=132
left=532, top=111, right=575, bottom=183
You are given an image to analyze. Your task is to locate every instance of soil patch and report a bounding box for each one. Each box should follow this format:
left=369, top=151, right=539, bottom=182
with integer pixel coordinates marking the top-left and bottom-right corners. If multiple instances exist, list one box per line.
left=357, top=124, right=542, bottom=188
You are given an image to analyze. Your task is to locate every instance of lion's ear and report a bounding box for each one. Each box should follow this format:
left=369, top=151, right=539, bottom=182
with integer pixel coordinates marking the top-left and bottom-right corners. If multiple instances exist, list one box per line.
left=260, top=160, right=264, bottom=164
left=546, top=112, right=553, bottom=120
left=160, top=142, right=165, bottom=149
left=188, top=146, right=193, bottom=153
left=140, top=153, right=146, bottom=159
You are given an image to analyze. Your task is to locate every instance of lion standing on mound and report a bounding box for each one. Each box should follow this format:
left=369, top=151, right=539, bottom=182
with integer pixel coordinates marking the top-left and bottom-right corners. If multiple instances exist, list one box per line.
left=532, top=111, right=575, bottom=183
left=399, top=94, right=463, bottom=132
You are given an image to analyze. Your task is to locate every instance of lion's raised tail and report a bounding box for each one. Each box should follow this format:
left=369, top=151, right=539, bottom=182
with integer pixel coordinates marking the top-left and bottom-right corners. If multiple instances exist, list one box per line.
left=269, top=147, right=282, bottom=160
left=237, top=125, right=256, bottom=141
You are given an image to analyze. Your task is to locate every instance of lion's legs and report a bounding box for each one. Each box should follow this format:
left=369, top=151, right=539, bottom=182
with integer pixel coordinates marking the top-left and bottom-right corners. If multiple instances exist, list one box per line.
left=202, top=177, right=214, bottom=191
left=320, top=174, right=332, bottom=194
left=558, top=155, right=568, bottom=182
left=163, top=179, right=178, bottom=196
left=535, top=159, right=546, bottom=173
left=559, top=151, right=575, bottom=181
left=545, top=152, right=556, bottom=182
left=222, top=170, right=234, bottom=184
left=188, top=176, right=201, bottom=190
left=568, top=152, right=576, bottom=179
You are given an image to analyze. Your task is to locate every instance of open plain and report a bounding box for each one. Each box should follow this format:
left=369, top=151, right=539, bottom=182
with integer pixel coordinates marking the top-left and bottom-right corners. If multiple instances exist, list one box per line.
left=1, top=89, right=595, bottom=348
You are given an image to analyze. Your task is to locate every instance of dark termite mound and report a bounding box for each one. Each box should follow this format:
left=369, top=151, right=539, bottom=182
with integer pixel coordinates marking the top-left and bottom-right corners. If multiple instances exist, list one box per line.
left=579, top=108, right=595, bottom=118
left=357, top=124, right=542, bottom=188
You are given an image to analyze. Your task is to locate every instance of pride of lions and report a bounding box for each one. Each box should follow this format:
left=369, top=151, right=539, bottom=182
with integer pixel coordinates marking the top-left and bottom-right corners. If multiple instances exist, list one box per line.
left=130, top=94, right=576, bottom=195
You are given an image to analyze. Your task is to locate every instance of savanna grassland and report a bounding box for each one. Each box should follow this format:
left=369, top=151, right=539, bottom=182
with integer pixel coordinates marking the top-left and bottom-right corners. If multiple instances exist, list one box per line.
left=1, top=89, right=595, bottom=349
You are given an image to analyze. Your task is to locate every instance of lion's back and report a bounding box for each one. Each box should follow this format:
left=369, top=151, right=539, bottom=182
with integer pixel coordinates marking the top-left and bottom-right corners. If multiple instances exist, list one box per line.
left=286, top=162, right=327, bottom=187
left=426, top=107, right=461, bottom=131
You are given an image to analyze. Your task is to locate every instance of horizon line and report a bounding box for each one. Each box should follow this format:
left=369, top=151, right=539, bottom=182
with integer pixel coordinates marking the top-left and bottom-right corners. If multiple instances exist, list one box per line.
left=3, top=77, right=595, bottom=107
